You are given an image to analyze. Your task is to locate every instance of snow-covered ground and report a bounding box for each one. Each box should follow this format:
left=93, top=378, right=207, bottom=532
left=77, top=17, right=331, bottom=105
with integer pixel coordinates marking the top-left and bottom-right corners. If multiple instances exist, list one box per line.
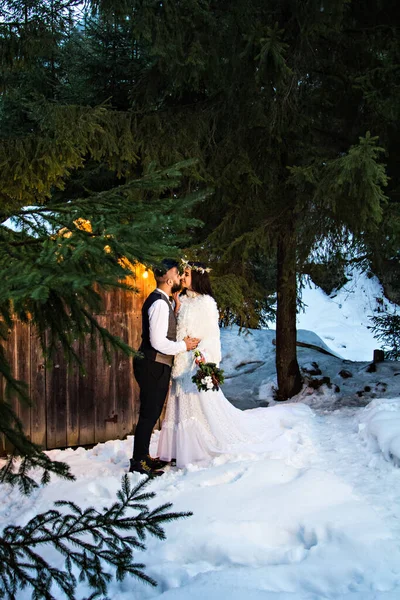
left=2, top=269, right=400, bottom=600
left=295, top=269, right=398, bottom=362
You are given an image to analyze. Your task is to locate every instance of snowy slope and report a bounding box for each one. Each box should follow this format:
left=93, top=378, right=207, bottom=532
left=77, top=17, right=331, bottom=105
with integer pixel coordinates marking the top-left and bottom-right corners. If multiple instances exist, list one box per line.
left=295, top=268, right=399, bottom=362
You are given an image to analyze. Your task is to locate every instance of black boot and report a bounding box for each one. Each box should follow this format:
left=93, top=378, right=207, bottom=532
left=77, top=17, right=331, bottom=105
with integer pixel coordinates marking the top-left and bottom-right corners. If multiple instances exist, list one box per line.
left=129, top=458, right=164, bottom=476
left=146, top=455, right=170, bottom=470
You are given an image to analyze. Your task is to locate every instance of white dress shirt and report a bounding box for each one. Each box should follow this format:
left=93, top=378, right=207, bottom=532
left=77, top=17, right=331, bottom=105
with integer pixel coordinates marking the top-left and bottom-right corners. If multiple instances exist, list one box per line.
left=148, top=289, right=187, bottom=356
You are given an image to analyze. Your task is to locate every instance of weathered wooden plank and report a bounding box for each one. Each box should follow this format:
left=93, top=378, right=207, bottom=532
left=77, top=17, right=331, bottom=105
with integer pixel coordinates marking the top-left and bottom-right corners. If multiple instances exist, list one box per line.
left=15, top=322, right=31, bottom=436
left=93, top=315, right=115, bottom=444
left=0, top=321, right=31, bottom=455
left=46, top=346, right=68, bottom=449
left=77, top=336, right=96, bottom=446
left=30, top=327, right=46, bottom=448
left=104, top=322, right=119, bottom=444
left=114, top=313, right=135, bottom=440
left=3, top=323, right=31, bottom=443
left=0, top=324, right=11, bottom=455
left=66, top=342, right=81, bottom=448
left=7, top=325, right=20, bottom=436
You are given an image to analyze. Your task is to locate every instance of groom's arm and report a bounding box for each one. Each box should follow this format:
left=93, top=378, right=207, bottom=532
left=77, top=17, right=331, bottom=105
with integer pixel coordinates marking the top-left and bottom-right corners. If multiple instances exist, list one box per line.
left=148, top=300, right=187, bottom=355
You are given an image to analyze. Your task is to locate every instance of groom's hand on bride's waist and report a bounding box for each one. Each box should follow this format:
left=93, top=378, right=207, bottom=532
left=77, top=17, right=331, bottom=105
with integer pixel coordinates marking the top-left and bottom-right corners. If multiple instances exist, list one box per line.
left=184, top=336, right=200, bottom=351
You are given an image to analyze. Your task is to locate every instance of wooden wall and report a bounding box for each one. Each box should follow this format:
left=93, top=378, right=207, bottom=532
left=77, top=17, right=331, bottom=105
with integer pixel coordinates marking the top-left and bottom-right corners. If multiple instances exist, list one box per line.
left=1, top=264, right=156, bottom=452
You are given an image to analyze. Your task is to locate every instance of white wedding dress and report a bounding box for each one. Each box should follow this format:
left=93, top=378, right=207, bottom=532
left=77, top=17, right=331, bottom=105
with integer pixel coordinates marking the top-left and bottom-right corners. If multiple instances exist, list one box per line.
left=157, top=291, right=281, bottom=468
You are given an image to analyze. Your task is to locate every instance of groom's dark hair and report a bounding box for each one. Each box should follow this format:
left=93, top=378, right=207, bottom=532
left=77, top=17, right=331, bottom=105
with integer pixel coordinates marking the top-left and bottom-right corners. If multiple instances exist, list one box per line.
left=153, top=258, right=179, bottom=282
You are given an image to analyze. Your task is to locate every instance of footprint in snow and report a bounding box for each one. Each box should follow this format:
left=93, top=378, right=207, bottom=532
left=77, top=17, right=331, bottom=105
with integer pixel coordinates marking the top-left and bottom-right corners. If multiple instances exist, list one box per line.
left=87, top=481, right=113, bottom=499
left=199, top=469, right=246, bottom=487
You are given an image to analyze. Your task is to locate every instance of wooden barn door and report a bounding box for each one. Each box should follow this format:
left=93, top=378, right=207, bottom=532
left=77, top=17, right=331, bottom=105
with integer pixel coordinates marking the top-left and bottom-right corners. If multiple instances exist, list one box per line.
left=1, top=264, right=155, bottom=452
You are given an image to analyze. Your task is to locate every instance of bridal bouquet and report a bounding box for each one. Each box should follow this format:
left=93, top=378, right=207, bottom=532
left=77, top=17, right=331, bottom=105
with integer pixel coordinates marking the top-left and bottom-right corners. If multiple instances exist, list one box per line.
left=192, top=350, right=225, bottom=392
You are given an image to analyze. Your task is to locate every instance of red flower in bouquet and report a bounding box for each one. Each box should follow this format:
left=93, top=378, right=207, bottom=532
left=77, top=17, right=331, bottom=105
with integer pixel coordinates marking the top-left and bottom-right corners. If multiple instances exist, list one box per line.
left=195, top=352, right=206, bottom=366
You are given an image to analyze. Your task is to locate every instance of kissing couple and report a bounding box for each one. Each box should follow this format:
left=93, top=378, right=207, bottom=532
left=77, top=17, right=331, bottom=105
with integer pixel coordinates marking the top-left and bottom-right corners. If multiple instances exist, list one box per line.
left=129, top=258, right=270, bottom=476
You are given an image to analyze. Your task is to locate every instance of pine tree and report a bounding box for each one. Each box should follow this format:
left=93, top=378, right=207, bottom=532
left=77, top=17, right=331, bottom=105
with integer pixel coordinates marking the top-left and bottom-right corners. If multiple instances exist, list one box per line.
left=93, top=0, right=397, bottom=398
left=0, top=2, right=206, bottom=487
left=370, top=313, right=400, bottom=360
left=0, top=474, right=192, bottom=599
left=59, top=10, right=143, bottom=110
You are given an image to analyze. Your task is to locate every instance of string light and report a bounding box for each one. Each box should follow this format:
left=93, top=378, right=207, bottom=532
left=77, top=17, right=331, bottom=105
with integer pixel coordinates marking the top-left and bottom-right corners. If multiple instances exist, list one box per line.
left=142, top=269, right=149, bottom=279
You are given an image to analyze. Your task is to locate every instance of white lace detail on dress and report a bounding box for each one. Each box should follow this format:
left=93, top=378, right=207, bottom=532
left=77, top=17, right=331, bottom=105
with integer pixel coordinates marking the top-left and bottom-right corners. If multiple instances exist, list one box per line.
left=158, top=293, right=264, bottom=467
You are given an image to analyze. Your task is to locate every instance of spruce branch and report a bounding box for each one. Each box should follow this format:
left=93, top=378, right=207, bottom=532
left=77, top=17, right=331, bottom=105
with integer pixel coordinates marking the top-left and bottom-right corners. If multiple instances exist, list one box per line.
left=0, top=401, right=75, bottom=495
left=0, top=475, right=192, bottom=600
left=369, top=313, right=400, bottom=360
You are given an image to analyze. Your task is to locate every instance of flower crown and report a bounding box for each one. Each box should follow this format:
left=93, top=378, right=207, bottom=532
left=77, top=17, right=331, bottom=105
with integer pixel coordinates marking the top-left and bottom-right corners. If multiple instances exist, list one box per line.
left=181, top=258, right=212, bottom=274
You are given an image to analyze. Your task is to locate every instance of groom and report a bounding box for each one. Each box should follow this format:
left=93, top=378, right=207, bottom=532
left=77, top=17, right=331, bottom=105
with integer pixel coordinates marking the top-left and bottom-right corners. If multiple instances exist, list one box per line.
left=129, top=259, right=199, bottom=476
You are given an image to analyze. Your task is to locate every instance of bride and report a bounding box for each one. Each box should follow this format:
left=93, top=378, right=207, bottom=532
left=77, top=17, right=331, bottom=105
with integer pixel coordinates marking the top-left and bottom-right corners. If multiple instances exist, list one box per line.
left=157, top=261, right=276, bottom=468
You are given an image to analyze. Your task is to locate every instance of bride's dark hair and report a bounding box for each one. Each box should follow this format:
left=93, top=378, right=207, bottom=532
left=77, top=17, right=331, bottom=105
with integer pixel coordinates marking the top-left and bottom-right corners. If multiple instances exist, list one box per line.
left=185, top=262, right=215, bottom=298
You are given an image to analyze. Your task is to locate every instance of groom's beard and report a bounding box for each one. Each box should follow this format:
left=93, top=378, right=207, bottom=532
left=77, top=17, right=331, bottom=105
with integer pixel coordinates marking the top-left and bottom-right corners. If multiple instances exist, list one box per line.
left=171, top=282, right=182, bottom=294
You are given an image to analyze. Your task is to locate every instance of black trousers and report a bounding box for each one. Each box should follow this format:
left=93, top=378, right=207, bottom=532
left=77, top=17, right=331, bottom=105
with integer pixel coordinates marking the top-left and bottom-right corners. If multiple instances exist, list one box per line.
left=133, top=357, right=171, bottom=461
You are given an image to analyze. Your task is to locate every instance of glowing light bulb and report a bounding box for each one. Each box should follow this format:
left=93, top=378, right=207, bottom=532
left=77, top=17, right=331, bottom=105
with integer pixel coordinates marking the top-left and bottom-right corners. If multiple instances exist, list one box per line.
left=142, top=270, right=149, bottom=279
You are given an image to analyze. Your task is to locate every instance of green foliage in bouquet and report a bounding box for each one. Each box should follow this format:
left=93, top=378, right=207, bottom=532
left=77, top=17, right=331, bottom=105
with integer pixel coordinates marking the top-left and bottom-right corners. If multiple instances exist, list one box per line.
left=192, top=351, right=225, bottom=392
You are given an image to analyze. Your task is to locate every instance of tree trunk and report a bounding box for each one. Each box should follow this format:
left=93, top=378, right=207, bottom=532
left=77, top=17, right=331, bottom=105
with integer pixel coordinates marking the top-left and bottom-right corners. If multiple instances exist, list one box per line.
left=275, top=217, right=302, bottom=400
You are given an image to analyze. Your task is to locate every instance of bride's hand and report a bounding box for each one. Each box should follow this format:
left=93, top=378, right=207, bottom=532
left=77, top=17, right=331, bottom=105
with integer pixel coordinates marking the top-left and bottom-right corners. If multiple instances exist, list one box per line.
left=172, top=291, right=181, bottom=314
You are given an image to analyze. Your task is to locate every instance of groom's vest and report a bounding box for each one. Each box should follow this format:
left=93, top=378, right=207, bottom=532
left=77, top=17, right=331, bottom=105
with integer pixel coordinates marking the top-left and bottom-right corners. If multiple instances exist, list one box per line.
left=139, top=290, right=177, bottom=366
